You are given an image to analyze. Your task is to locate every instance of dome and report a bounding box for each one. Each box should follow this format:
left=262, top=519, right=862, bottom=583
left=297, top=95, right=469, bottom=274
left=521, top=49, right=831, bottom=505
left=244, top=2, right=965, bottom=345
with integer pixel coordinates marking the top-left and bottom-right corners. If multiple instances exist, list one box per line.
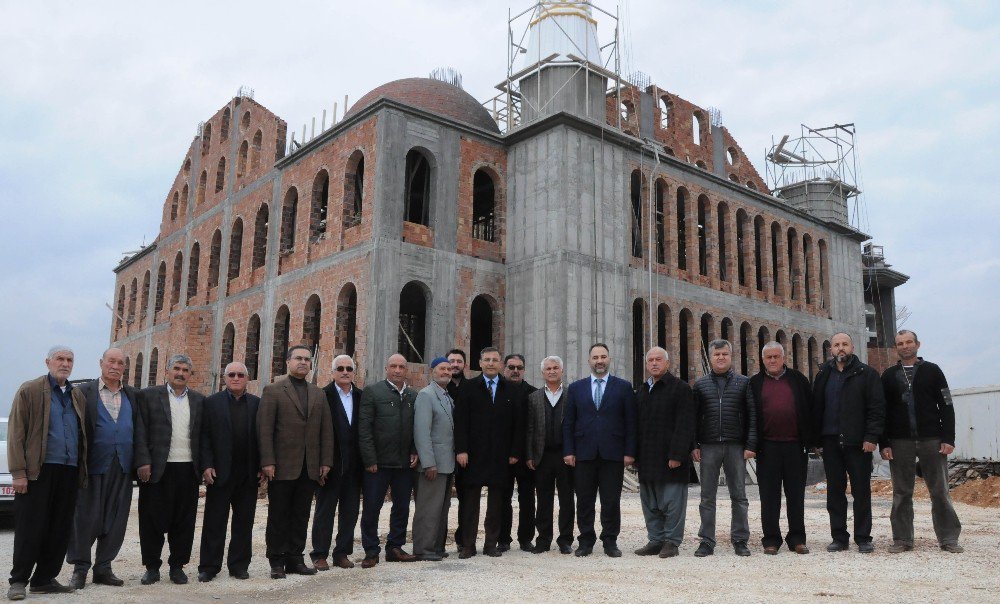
left=346, top=78, right=500, bottom=133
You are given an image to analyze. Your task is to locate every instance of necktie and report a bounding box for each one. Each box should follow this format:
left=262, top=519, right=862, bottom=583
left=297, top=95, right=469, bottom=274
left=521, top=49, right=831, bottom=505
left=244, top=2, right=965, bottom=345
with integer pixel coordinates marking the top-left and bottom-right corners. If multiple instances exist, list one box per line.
left=487, top=379, right=496, bottom=403
left=595, top=378, right=604, bottom=409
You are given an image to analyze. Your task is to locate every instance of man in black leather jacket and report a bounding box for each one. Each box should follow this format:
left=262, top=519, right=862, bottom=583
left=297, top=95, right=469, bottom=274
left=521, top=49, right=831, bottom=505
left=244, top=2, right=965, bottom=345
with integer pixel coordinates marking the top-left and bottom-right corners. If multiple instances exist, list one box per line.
left=691, top=340, right=757, bottom=558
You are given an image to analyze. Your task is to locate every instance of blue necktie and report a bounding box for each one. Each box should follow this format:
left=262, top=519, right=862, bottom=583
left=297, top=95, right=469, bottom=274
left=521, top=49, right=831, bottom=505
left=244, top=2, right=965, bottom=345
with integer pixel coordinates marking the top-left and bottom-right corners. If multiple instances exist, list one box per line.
left=594, top=378, right=604, bottom=409
left=487, top=379, right=495, bottom=403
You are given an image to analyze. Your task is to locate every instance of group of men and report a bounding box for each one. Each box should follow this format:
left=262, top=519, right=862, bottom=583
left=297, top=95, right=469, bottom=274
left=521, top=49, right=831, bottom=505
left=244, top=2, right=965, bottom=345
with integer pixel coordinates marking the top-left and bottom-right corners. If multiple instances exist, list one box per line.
left=6, top=328, right=962, bottom=600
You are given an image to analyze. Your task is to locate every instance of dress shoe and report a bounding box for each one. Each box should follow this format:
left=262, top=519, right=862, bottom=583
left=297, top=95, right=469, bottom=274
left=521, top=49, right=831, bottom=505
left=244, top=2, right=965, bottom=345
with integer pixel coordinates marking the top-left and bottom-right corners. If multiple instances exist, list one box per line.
left=361, top=555, right=379, bottom=568
left=763, top=546, right=779, bottom=555
left=386, top=547, right=416, bottom=562
left=312, top=558, right=330, bottom=571
left=93, top=570, right=124, bottom=586
left=519, top=541, right=534, bottom=552
left=484, top=546, right=502, bottom=557
left=270, top=565, right=286, bottom=579
left=197, top=572, right=215, bottom=583
left=416, top=554, right=444, bottom=561
left=458, top=548, right=476, bottom=559
left=169, top=567, right=188, bottom=584
left=826, top=541, right=849, bottom=552
left=438, top=552, right=450, bottom=559
left=634, top=541, right=663, bottom=556
left=558, top=544, right=573, bottom=555
left=332, top=555, right=356, bottom=569
left=532, top=544, right=551, bottom=554
left=793, top=544, right=810, bottom=554
left=734, top=541, right=751, bottom=557
left=941, top=543, right=965, bottom=554
left=658, top=542, right=679, bottom=558
left=497, top=543, right=511, bottom=553
left=857, top=542, right=875, bottom=554
left=286, top=562, right=318, bottom=575
left=140, top=569, right=160, bottom=585
left=694, top=542, right=714, bottom=557
left=603, top=544, right=623, bottom=558
left=28, top=580, right=74, bottom=594
left=7, top=583, right=25, bottom=601
left=70, top=571, right=87, bottom=590
left=574, top=545, right=593, bottom=557
left=229, top=570, right=250, bottom=580
left=888, top=541, right=913, bottom=554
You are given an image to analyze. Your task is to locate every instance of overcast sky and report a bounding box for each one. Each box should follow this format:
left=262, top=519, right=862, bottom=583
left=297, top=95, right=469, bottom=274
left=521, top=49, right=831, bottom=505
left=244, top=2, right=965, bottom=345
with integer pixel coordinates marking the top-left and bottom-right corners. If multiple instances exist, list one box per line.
left=1, top=1, right=997, bottom=413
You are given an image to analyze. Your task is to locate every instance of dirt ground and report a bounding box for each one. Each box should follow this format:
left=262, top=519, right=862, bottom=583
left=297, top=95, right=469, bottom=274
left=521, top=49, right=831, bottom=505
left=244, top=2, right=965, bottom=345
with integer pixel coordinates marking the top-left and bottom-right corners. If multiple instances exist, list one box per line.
left=1, top=483, right=998, bottom=603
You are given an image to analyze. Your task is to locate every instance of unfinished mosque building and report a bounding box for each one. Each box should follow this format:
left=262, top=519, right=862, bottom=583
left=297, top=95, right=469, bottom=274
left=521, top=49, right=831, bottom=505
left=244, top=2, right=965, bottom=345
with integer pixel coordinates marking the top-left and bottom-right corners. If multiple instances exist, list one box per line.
left=109, top=1, right=905, bottom=393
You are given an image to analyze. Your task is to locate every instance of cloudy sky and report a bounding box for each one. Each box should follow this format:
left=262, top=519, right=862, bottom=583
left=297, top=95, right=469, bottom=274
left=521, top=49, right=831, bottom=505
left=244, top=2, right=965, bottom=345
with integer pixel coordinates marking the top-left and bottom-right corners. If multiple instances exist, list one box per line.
left=1, top=1, right=997, bottom=412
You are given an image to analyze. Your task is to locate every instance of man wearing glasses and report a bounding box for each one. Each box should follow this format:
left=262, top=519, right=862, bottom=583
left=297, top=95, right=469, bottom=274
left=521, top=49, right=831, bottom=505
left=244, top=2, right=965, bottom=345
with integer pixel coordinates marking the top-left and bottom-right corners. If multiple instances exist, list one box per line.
left=311, top=355, right=364, bottom=570
left=257, top=346, right=334, bottom=579
left=500, top=354, right=537, bottom=552
left=197, top=362, right=262, bottom=582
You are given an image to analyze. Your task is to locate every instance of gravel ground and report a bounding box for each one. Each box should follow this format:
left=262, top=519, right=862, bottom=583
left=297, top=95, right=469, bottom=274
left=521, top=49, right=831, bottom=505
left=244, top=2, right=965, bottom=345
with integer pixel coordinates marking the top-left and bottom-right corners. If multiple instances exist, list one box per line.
left=1, top=483, right=997, bottom=602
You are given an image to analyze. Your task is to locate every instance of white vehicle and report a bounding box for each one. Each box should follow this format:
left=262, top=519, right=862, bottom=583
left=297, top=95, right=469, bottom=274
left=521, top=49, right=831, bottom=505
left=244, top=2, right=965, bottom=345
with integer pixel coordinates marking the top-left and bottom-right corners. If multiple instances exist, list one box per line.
left=0, top=417, right=12, bottom=512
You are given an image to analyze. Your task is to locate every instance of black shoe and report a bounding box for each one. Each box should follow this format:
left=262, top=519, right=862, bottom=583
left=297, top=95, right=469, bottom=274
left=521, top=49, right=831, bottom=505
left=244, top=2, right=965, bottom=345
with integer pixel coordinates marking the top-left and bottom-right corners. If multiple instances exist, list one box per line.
left=286, top=562, right=318, bottom=575
left=484, top=546, right=502, bottom=557
left=169, top=567, right=188, bottom=585
left=229, top=570, right=250, bottom=580
left=826, top=540, right=849, bottom=552
left=634, top=541, right=663, bottom=556
left=458, top=548, right=476, bottom=559
left=70, top=571, right=87, bottom=590
left=93, top=570, right=124, bottom=587
left=416, top=554, right=444, bottom=561
left=734, top=541, right=751, bottom=557
left=857, top=542, right=875, bottom=554
left=197, top=571, right=215, bottom=583
left=531, top=543, right=551, bottom=554
left=270, top=565, right=286, bottom=579
left=558, top=543, right=573, bottom=555
left=519, top=541, right=534, bottom=552
left=694, top=542, right=714, bottom=557
left=140, top=569, right=160, bottom=585
left=659, top=542, right=679, bottom=558
left=604, top=545, right=622, bottom=558
left=574, top=545, right=593, bottom=557
left=497, top=543, right=511, bottom=553
left=29, top=580, right=75, bottom=594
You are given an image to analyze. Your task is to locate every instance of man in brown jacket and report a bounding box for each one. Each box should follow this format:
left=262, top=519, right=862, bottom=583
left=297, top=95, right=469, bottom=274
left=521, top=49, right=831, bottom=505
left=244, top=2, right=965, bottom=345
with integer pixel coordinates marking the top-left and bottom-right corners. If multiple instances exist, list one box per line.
left=258, top=345, right=334, bottom=579
left=7, top=345, right=88, bottom=600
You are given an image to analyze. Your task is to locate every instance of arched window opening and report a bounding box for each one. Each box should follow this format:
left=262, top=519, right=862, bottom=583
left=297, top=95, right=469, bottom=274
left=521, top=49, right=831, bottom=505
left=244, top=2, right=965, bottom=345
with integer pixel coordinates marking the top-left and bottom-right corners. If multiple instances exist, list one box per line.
left=757, top=326, right=771, bottom=372
left=472, top=169, right=497, bottom=242
left=692, top=112, right=704, bottom=145
left=803, top=234, right=813, bottom=304
left=127, top=278, right=138, bottom=325
left=344, top=151, right=364, bottom=227
left=822, top=340, right=832, bottom=364
left=207, top=230, right=221, bottom=290
left=197, top=170, right=207, bottom=206
left=310, top=171, right=330, bottom=242
left=678, top=309, right=693, bottom=382
left=154, top=262, right=166, bottom=319
left=180, top=184, right=189, bottom=217
left=630, top=170, right=642, bottom=258
left=187, top=242, right=201, bottom=303
left=404, top=150, right=431, bottom=226
left=170, top=191, right=179, bottom=221
left=221, top=107, right=231, bottom=142
left=220, top=323, right=236, bottom=378
left=720, top=317, right=733, bottom=343
left=240, top=111, right=250, bottom=132
left=115, top=285, right=125, bottom=334
left=251, top=129, right=262, bottom=170
left=717, top=202, right=729, bottom=281
left=700, top=313, right=715, bottom=370
left=336, top=283, right=358, bottom=357
left=252, top=204, right=269, bottom=270
left=271, top=305, right=291, bottom=379
left=303, top=295, right=322, bottom=350
left=398, top=281, right=429, bottom=363
left=754, top=215, right=765, bottom=291
left=246, top=315, right=261, bottom=381
left=280, top=188, right=298, bottom=254
left=215, top=157, right=226, bottom=194
left=775, top=330, right=788, bottom=354
left=657, top=303, right=671, bottom=349
left=469, top=295, right=495, bottom=371
left=740, top=322, right=752, bottom=375
left=735, top=210, right=748, bottom=287
left=148, top=348, right=158, bottom=387
left=676, top=188, right=688, bottom=271
left=140, top=271, right=150, bottom=325
left=201, top=122, right=212, bottom=154
left=170, top=252, right=183, bottom=307
left=697, top=195, right=709, bottom=276
left=658, top=96, right=671, bottom=130
left=787, top=228, right=799, bottom=300
left=792, top=334, right=803, bottom=373
left=228, top=218, right=243, bottom=283
left=807, top=337, right=818, bottom=380
left=133, top=353, right=143, bottom=389
left=770, top=222, right=782, bottom=296
left=237, top=140, right=249, bottom=178
left=819, top=240, right=830, bottom=309
left=632, top=298, right=646, bottom=385
left=654, top=180, right=666, bottom=264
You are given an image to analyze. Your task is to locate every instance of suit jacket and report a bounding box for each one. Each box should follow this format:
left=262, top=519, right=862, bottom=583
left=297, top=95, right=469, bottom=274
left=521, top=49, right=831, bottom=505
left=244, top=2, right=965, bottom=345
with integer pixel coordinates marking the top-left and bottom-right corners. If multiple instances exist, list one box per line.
left=77, top=379, right=140, bottom=475
left=7, top=375, right=88, bottom=484
left=199, top=389, right=261, bottom=487
left=134, top=384, right=204, bottom=483
left=322, top=382, right=363, bottom=478
left=525, top=385, right=567, bottom=466
left=563, top=374, right=637, bottom=462
left=453, top=374, right=523, bottom=486
left=413, top=382, right=455, bottom=474
left=257, top=376, right=334, bottom=481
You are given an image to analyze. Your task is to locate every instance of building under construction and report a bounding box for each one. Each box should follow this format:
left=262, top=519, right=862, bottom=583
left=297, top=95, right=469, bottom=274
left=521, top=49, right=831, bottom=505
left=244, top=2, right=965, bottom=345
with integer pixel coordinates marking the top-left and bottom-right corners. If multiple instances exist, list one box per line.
left=109, top=1, right=906, bottom=392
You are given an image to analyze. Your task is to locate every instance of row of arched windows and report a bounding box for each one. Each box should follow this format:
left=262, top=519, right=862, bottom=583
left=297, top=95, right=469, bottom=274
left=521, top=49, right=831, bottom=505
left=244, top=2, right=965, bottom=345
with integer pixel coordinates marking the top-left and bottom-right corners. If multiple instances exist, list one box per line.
left=170, top=128, right=264, bottom=224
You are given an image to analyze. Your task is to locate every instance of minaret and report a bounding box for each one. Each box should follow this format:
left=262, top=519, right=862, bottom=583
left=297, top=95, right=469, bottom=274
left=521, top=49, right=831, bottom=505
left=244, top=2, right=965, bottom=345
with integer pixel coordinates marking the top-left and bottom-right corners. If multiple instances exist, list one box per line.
left=518, top=1, right=608, bottom=123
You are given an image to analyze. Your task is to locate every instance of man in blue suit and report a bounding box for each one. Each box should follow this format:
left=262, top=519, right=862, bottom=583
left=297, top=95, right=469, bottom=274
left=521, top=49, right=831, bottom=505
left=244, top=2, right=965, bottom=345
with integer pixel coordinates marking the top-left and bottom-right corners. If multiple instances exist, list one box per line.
left=563, top=343, right=637, bottom=557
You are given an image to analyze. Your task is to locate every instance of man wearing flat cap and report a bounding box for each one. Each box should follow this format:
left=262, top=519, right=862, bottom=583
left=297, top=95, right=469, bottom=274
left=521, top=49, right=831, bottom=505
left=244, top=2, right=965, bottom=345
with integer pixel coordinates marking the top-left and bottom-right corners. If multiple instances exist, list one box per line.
left=411, top=358, right=456, bottom=561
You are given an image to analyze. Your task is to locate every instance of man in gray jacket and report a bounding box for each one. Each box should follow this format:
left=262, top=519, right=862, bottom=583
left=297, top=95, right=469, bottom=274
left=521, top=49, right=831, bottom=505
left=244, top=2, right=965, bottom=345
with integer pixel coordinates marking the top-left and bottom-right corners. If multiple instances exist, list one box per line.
left=411, top=358, right=456, bottom=561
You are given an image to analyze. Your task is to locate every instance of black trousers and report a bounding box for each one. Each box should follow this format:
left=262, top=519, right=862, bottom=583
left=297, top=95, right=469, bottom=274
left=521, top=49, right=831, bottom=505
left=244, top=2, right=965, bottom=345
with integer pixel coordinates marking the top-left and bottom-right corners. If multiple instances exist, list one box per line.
left=821, top=436, right=873, bottom=545
left=453, top=466, right=466, bottom=549
left=534, top=450, right=574, bottom=547
left=574, top=458, right=624, bottom=547
left=460, top=484, right=506, bottom=550
left=310, top=465, right=362, bottom=560
left=265, top=466, right=316, bottom=567
left=757, top=440, right=807, bottom=549
left=500, top=460, right=536, bottom=546
left=198, top=472, right=258, bottom=575
left=10, top=463, right=78, bottom=586
left=138, top=462, right=198, bottom=570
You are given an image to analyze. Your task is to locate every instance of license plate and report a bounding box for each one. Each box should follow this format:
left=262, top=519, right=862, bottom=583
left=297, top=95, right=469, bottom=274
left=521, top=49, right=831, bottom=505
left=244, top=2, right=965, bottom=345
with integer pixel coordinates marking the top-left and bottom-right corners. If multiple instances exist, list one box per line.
left=0, top=486, right=14, bottom=496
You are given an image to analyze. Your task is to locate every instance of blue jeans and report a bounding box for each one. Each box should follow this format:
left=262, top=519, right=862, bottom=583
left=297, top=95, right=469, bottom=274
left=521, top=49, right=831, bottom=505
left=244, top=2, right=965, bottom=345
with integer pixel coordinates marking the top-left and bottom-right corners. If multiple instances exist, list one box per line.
left=360, top=468, right=414, bottom=556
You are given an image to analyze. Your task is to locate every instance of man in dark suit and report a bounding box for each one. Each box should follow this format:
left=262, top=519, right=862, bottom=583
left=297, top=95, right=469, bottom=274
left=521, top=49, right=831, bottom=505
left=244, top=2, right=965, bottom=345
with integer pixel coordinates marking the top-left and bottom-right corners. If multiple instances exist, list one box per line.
left=446, top=349, right=469, bottom=552
left=197, top=362, right=262, bottom=582
left=310, top=354, right=364, bottom=571
left=258, top=345, right=334, bottom=579
left=499, top=353, right=537, bottom=552
left=454, top=347, right=523, bottom=558
left=134, top=353, right=205, bottom=585
left=68, top=348, right=140, bottom=589
left=563, top=342, right=637, bottom=558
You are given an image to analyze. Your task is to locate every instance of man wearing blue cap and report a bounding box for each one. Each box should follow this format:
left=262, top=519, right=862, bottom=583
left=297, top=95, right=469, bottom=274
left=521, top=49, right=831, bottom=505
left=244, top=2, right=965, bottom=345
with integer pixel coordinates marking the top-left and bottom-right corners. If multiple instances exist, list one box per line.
left=411, top=358, right=456, bottom=561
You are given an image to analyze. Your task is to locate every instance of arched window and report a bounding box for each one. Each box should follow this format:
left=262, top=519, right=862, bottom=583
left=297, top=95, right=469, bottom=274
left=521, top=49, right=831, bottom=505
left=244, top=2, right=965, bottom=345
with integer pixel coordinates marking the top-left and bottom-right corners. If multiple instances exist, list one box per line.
left=630, top=170, right=642, bottom=258
left=228, top=218, right=243, bottom=283
left=251, top=129, right=263, bottom=169
left=740, top=322, right=752, bottom=375
left=398, top=281, right=429, bottom=363
left=720, top=317, right=733, bottom=343
left=237, top=140, right=249, bottom=178
left=658, top=95, right=672, bottom=130
left=240, top=110, right=250, bottom=132
left=201, top=122, right=212, bottom=154
left=310, top=170, right=330, bottom=242
left=717, top=202, right=729, bottom=281
left=127, top=278, right=138, bottom=326
left=183, top=158, right=191, bottom=177
left=775, top=329, right=788, bottom=353
left=632, top=298, right=646, bottom=385
left=246, top=314, right=261, bottom=380
left=344, top=150, right=364, bottom=227
left=148, top=348, right=158, bottom=387
left=803, top=234, right=813, bottom=304
left=170, top=191, right=179, bottom=221
left=180, top=184, right=189, bottom=218
left=676, top=187, right=688, bottom=271
left=697, top=195, right=710, bottom=276
left=700, top=313, right=715, bottom=365
left=787, top=227, right=799, bottom=300
left=678, top=308, right=693, bottom=382
left=207, top=230, right=222, bottom=290
left=654, top=180, right=666, bottom=264
left=469, top=295, right=495, bottom=370
left=187, top=242, right=200, bottom=303
left=252, top=204, right=269, bottom=270
left=115, top=285, right=125, bottom=334
left=819, top=239, right=829, bottom=309
left=792, top=334, right=803, bottom=373
left=133, top=352, right=144, bottom=389
left=753, top=215, right=765, bottom=291
left=280, top=188, right=298, bottom=254
left=197, top=170, right=207, bottom=206
left=472, top=169, right=497, bottom=242
left=220, top=323, right=236, bottom=377
left=154, top=261, right=166, bottom=319
left=221, top=107, right=231, bottom=141
left=170, top=251, right=183, bottom=307
left=271, top=305, right=291, bottom=379
left=336, top=283, right=358, bottom=356
left=303, top=294, right=322, bottom=350
left=770, top=222, right=782, bottom=296
left=215, top=157, right=226, bottom=194
left=692, top=111, right=704, bottom=145
left=140, top=270, right=150, bottom=326
left=757, top=326, right=771, bottom=371
left=807, top=336, right=818, bottom=380
left=822, top=339, right=831, bottom=363
left=736, top=209, right=748, bottom=286
left=657, top=303, right=671, bottom=349
left=404, top=149, right=431, bottom=226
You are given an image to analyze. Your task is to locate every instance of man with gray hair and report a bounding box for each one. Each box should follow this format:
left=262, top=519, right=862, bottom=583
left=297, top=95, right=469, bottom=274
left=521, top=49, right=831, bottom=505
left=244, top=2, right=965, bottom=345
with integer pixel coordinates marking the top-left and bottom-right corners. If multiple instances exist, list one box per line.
left=7, top=346, right=87, bottom=599
left=525, top=355, right=575, bottom=554
left=68, top=348, right=140, bottom=589
left=691, top=339, right=757, bottom=557
left=134, top=353, right=205, bottom=585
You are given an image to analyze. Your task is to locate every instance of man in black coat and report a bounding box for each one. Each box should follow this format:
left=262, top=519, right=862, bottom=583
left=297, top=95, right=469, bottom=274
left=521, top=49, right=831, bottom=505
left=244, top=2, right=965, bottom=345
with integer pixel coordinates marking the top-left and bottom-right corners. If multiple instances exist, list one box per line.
left=311, top=354, right=364, bottom=570
left=134, top=353, right=204, bottom=585
left=197, top=362, right=261, bottom=582
left=880, top=330, right=962, bottom=554
left=454, top=347, right=523, bottom=558
left=749, top=342, right=814, bottom=555
left=633, top=347, right=696, bottom=559
left=499, top=353, right=537, bottom=552
left=812, top=332, right=885, bottom=554
left=446, top=349, right=469, bottom=552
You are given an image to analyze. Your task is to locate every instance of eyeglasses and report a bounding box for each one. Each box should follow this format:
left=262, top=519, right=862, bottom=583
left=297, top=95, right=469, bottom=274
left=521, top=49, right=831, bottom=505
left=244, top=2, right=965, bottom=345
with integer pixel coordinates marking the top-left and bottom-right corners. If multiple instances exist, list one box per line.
left=506, top=365, right=524, bottom=371
left=335, top=366, right=355, bottom=372
left=226, top=372, right=247, bottom=378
